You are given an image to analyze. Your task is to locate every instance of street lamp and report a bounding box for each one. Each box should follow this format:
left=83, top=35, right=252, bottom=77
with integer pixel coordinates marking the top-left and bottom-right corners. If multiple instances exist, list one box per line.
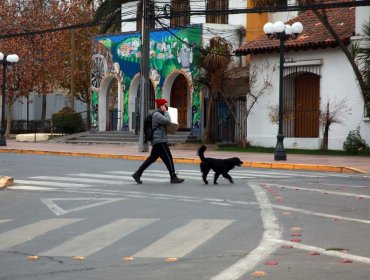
left=263, top=21, right=303, bottom=161
left=0, top=52, right=19, bottom=146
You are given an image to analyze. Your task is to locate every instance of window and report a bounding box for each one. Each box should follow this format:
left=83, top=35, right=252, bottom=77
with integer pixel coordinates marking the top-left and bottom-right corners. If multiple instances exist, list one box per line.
left=250, top=0, right=287, bottom=6
left=206, top=0, right=228, bottom=24
left=170, top=0, right=190, bottom=27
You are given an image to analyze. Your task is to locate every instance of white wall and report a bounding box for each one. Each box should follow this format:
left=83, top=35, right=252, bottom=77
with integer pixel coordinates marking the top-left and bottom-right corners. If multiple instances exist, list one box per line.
left=355, top=5, right=369, bottom=35
left=12, top=93, right=86, bottom=121
left=248, top=48, right=370, bottom=150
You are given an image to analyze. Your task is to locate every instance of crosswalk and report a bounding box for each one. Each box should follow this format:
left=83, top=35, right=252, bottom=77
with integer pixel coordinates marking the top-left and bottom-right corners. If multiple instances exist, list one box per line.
left=9, top=169, right=345, bottom=191
left=0, top=218, right=234, bottom=259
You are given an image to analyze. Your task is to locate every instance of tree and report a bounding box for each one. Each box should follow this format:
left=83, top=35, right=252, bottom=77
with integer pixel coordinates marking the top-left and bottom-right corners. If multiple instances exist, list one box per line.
left=58, top=1, right=98, bottom=129
left=0, top=0, right=97, bottom=136
left=352, top=20, right=370, bottom=113
left=87, top=0, right=137, bottom=34
left=195, top=37, right=232, bottom=144
left=320, top=97, right=352, bottom=152
left=220, top=60, right=275, bottom=148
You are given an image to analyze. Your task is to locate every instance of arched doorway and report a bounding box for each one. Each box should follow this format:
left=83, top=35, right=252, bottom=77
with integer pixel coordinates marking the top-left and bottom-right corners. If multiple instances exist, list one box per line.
left=170, top=75, right=188, bottom=129
left=130, top=78, right=156, bottom=133
left=294, top=73, right=320, bottom=137
left=283, top=72, right=320, bottom=138
left=99, top=75, right=123, bottom=131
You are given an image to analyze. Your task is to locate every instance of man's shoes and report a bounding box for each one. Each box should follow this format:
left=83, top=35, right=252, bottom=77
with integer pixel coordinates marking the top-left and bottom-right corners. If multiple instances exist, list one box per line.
left=170, top=175, right=185, bottom=184
left=132, top=172, right=142, bottom=184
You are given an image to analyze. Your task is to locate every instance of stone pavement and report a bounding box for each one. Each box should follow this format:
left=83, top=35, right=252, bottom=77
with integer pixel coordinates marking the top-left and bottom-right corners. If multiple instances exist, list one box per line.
left=0, top=139, right=370, bottom=174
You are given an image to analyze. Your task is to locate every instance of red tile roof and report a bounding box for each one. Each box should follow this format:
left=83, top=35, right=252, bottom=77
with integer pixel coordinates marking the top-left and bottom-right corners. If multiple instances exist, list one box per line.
left=235, top=6, right=355, bottom=55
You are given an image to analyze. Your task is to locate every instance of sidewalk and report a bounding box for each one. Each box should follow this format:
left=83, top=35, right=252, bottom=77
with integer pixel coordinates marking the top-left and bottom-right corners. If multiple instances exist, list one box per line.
left=1, top=139, right=370, bottom=174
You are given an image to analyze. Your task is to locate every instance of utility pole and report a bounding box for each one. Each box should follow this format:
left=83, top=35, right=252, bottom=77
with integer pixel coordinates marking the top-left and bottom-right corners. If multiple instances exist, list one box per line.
left=70, top=30, right=76, bottom=111
left=138, top=0, right=151, bottom=152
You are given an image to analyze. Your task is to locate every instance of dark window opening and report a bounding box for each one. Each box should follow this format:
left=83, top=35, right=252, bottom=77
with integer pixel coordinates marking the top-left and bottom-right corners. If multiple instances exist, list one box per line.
left=170, top=0, right=190, bottom=27
left=206, top=0, right=228, bottom=24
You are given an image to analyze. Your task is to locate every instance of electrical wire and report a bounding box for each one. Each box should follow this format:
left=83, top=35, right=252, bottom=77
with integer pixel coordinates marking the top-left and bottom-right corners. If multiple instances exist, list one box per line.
left=0, top=0, right=368, bottom=40
left=155, top=18, right=240, bottom=57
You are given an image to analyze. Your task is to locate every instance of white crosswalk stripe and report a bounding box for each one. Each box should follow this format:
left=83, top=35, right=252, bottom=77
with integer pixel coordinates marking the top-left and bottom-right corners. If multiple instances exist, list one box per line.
left=0, top=218, right=83, bottom=250
left=133, top=219, right=234, bottom=258
left=10, top=169, right=347, bottom=191
left=0, top=218, right=234, bottom=259
left=40, top=218, right=158, bottom=257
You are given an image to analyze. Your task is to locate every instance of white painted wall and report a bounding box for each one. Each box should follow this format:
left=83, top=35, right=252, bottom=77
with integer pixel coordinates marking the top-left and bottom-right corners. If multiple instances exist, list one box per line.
left=248, top=48, right=370, bottom=150
left=355, top=4, right=369, bottom=35
left=12, top=93, right=86, bottom=121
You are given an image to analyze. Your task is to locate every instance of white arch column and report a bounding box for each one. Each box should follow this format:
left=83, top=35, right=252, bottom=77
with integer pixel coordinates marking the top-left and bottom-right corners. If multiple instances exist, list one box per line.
left=117, top=81, right=124, bottom=131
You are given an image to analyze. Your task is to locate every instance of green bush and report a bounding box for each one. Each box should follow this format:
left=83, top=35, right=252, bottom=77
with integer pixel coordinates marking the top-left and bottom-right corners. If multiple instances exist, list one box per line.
left=343, top=128, right=369, bottom=154
left=52, top=107, right=83, bottom=134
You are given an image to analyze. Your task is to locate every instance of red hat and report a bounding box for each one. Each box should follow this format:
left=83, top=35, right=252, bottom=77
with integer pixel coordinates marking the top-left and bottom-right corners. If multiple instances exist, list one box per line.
left=155, top=98, right=168, bottom=107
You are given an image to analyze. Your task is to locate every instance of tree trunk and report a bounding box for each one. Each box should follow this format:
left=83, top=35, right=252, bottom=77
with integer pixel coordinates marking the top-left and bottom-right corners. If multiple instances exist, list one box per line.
left=5, top=101, right=12, bottom=137
left=203, top=94, right=215, bottom=144
left=40, top=94, right=47, bottom=132
left=320, top=103, right=330, bottom=152
left=321, top=123, right=329, bottom=152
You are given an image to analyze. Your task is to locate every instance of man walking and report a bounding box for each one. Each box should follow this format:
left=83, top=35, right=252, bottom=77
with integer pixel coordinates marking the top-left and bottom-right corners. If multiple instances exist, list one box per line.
left=132, top=98, right=185, bottom=184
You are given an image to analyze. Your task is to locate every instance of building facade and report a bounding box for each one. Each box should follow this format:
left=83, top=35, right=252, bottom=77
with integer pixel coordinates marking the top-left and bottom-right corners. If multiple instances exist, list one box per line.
left=91, top=0, right=247, bottom=140
left=239, top=2, right=370, bottom=150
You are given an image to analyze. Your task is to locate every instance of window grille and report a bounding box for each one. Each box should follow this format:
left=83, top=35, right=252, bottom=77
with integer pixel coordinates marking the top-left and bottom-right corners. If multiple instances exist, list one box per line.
left=283, top=63, right=321, bottom=138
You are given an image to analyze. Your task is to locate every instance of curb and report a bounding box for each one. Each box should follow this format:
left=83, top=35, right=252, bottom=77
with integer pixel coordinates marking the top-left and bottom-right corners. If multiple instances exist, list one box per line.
left=0, top=176, right=14, bottom=189
left=0, top=148, right=365, bottom=174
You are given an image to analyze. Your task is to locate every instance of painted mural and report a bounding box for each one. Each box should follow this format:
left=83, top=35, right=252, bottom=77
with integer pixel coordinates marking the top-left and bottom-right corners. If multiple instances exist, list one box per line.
left=91, top=25, right=202, bottom=131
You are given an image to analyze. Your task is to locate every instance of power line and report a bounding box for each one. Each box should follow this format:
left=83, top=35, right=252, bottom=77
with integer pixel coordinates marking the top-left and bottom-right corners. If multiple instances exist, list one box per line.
left=0, top=0, right=369, bottom=40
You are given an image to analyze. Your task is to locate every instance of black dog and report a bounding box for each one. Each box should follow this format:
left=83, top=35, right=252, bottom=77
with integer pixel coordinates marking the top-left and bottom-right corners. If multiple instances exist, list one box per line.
left=198, top=145, right=243, bottom=185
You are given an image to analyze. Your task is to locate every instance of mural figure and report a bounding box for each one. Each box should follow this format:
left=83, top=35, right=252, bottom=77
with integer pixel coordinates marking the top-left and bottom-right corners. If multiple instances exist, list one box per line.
left=177, top=38, right=193, bottom=71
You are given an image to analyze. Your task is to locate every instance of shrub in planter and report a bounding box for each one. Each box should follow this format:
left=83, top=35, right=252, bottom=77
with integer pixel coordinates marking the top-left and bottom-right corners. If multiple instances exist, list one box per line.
left=52, top=107, right=83, bottom=134
left=343, top=127, right=369, bottom=154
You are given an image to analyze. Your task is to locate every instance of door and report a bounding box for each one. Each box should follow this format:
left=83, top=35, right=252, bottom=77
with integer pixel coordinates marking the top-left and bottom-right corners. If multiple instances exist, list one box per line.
left=171, top=75, right=188, bottom=129
left=294, top=73, right=320, bottom=137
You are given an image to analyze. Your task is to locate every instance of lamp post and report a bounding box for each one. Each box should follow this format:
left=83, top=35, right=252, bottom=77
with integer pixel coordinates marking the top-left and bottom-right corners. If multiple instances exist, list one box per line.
left=0, top=52, right=19, bottom=146
left=263, top=21, right=303, bottom=161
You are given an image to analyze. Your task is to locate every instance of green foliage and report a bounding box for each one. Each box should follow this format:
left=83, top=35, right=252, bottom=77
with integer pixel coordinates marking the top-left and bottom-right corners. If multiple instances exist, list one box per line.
left=52, top=107, right=83, bottom=134
left=343, top=128, right=369, bottom=154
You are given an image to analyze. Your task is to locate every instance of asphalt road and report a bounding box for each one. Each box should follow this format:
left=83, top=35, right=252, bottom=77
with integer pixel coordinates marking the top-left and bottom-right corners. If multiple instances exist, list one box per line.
left=0, top=153, right=369, bottom=280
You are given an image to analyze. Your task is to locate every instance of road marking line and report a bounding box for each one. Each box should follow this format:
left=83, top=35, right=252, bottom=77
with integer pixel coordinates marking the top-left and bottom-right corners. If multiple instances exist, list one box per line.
left=40, top=198, right=126, bottom=216
left=267, top=184, right=370, bottom=199
left=0, top=219, right=13, bottom=224
left=305, top=182, right=369, bottom=189
left=133, top=219, right=234, bottom=258
left=40, top=218, right=158, bottom=257
left=107, top=170, right=289, bottom=179
left=210, top=183, right=281, bottom=280
left=272, top=204, right=370, bottom=224
left=29, top=176, right=130, bottom=185
left=10, top=186, right=57, bottom=191
left=68, top=173, right=168, bottom=182
left=0, top=218, right=83, bottom=250
left=272, top=239, right=370, bottom=264
left=15, top=180, right=90, bottom=188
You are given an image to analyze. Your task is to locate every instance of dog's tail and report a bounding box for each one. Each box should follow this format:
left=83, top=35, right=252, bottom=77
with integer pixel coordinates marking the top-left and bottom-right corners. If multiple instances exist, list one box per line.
left=198, top=145, right=206, bottom=162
